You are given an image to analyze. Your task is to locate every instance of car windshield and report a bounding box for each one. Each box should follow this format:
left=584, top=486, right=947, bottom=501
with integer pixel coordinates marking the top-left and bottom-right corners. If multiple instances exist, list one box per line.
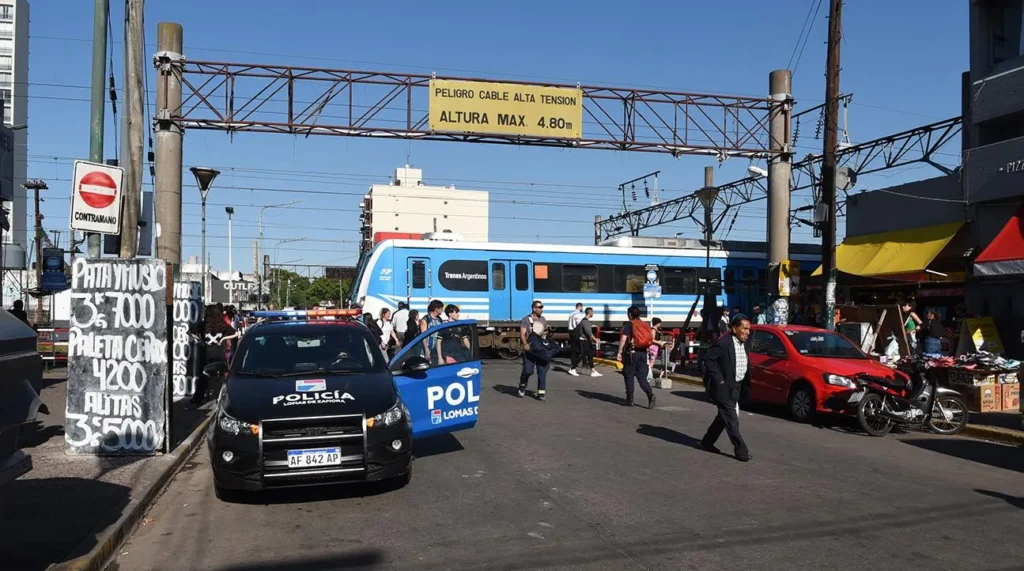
left=783, top=330, right=866, bottom=359
left=235, top=327, right=387, bottom=377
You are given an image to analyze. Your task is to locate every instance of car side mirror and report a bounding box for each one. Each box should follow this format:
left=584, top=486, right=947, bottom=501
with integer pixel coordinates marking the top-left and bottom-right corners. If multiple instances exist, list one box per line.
left=203, top=362, right=226, bottom=377
left=401, top=356, right=431, bottom=372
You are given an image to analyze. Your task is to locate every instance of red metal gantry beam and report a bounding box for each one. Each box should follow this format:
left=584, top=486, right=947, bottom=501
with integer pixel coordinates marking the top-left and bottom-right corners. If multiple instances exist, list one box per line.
left=174, top=60, right=773, bottom=158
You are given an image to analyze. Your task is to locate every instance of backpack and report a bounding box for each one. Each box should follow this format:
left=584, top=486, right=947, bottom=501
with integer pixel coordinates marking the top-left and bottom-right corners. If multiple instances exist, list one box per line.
left=631, top=319, right=653, bottom=350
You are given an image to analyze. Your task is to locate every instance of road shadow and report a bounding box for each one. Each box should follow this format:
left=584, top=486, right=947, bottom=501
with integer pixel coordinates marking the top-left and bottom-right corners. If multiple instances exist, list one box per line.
left=16, top=419, right=65, bottom=449
left=228, top=477, right=408, bottom=506
left=170, top=397, right=212, bottom=449
left=413, top=433, right=464, bottom=458
left=576, top=389, right=627, bottom=406
left=213, top=550, right=384, bottom=570
left=0, top=477, right=130, bottom=570
left=901, top=438, right=1024, bottom=474
left=975, top=489, right=1024, bottom=510
left=968, top=411, right=1022, bottom=431
left=636, top=424, right=703, bottom=450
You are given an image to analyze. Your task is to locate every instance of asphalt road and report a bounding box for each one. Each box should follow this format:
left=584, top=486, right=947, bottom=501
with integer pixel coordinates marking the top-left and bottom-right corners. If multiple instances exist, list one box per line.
left=111, top=360, right=1024, bottom=571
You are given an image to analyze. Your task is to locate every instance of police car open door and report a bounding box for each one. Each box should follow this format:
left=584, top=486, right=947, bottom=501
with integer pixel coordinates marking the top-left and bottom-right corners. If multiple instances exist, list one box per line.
left=390, top=320, right=480, bottom=440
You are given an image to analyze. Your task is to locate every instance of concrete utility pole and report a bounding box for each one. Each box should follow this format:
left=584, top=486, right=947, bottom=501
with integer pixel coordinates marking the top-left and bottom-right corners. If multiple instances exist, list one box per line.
left=820, top=0, right=843, bottom=331
left=119, top=0, right=145, bottom=258
left=87, top=0, right=107, bottom=257
left=767, top=69, right=793, bottom=325
left=25, top=180, right=48, bottom=325
left=154, top=22, right=184, bottom=265
left=695, top=166, right=720, bottom=338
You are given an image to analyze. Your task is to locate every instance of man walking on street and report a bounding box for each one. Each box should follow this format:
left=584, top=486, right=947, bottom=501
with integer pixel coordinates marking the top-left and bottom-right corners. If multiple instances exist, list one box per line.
left=616, top=305, right=656, bottom=409
left=579, top=307, right=602, bottom=377
left=519, top=300, right=551, bottom=401
left=567, top=302, right=585, bottom=376
left=701, top=314, right=752, bottom=462
left=392, top=302, right=409, bottom=351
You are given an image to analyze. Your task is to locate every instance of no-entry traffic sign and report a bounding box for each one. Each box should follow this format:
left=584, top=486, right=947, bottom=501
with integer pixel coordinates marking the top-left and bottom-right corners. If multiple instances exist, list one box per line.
left=71, top=160, right=124, bottom=235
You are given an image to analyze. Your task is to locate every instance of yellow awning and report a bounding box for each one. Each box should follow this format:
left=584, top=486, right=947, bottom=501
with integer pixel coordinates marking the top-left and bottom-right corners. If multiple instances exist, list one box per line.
left=812, top=221, right=963, bottom=277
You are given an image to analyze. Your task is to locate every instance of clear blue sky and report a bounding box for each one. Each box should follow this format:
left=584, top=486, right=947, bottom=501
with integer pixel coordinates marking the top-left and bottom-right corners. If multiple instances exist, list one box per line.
left=27, top=0, right=966, bottom=272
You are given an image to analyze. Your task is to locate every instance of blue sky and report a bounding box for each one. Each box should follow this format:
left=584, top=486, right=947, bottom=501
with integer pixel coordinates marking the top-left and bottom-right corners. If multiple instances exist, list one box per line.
left=27, top=0, right=966, bottom=271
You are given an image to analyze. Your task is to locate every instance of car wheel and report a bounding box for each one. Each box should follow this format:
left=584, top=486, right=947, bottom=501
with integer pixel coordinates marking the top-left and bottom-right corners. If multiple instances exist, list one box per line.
left=788, top=384, right=815, bottom=423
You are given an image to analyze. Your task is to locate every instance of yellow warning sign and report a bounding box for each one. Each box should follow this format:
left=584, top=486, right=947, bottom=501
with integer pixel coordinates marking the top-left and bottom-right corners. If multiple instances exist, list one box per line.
left=428, top=79, right=583, bottom=139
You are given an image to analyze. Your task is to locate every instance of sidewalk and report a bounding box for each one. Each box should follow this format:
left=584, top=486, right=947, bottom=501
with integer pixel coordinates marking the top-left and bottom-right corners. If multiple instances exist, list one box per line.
left=0, top=368, right=212, bottom=571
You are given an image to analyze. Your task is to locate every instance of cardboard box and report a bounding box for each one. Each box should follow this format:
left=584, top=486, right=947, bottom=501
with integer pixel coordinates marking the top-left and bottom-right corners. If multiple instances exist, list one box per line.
left=965, top=384, right=1002, bottom=413
left=1001, top=383, right=1019, bottom=411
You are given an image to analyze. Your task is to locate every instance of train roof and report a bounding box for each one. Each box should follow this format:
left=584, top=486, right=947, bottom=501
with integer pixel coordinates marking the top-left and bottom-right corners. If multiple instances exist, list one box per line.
left=377, top=239, right=821, bottom=260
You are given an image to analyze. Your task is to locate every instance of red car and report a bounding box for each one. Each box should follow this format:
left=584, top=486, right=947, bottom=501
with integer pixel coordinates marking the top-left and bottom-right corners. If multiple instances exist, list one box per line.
left=744, top=325, right=909, bottom=422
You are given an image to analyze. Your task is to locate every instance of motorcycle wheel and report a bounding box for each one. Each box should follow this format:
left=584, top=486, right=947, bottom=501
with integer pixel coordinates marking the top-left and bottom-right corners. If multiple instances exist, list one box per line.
left=857, top=393, right=893, bottom=437
left=927, top=396, right=968, bottom=435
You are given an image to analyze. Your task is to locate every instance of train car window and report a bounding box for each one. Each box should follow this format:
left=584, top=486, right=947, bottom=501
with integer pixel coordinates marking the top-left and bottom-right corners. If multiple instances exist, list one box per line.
left=534, top=263, right=561, bottom=292
left=437, top=260, right=488, bottom=292
left=562, top=265, right=598, bottom=293
left=412, top=261, right=426, bottom=289
left=663, top=267, right=697, bottom=295
left=492, top=263, right=506, bottom=291
left=613, top=265, right=645, bottom=293
left=515, top=264, right=529, bottom=291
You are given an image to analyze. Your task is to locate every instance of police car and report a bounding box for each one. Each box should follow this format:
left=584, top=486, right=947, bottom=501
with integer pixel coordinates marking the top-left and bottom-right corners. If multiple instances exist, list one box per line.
left=206, top=309, right=481, bottom=500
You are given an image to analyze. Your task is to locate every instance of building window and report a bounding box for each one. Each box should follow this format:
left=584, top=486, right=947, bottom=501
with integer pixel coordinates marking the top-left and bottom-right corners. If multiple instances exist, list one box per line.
left=990, top=0, right=1024, bottom=66
left=562, top=265, right=598, bottom=293
left=437, top=260, right=488, bottom=292
left=491, top=263, right=506, bottom=291
left=613, top=265, right=645, bottom=293
left=0, top=6, right=11, bottom=22
left=515, top=263, right=528, bottom=291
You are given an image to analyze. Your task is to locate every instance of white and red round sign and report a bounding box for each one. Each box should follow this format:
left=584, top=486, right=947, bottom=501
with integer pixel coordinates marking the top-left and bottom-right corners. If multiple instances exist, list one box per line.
left=70, top=160, right=125, bottom=235
left=78, top=170, right=118, bottom=209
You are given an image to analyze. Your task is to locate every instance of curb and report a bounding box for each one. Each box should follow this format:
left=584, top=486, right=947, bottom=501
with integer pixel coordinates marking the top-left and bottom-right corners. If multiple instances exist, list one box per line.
left=50, top=412, right=213, bottom=571
left=661, top=371, right=1024, bottom=446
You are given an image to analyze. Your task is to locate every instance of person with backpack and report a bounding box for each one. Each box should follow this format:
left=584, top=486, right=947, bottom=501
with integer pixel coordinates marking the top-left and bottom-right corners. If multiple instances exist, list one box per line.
left=518, top=300, right=555, bottom=401
left=615, top=305, right=656, bottom=409
left=567, top=302, right=585, bottom=376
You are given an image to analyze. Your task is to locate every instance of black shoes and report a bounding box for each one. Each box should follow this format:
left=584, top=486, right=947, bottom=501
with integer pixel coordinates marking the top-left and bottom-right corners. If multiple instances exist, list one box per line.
left=735, top=452, right=752, bottom=462
left=623, top=396, right=634, bottom=407
left=701, top=440, right=722, bottom=455
left=647, top=392, right=657, bottom=410
left=537, top=394, right=547, bottom=402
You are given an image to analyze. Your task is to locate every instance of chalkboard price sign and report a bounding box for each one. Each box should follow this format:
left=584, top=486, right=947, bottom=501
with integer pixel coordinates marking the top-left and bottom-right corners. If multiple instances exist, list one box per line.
left=65, top=258, right=169, bottom=455
left=171, top=280, right=201, bottom=401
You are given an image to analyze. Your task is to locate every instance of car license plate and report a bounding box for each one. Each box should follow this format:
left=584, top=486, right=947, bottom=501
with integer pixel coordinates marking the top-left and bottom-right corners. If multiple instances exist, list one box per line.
left=848, top=390, right=865, bottom=405
left=287, top=447, right=342, bottom=468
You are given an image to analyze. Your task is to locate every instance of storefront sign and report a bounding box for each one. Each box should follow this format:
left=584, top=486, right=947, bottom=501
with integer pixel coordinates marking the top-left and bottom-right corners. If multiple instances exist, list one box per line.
left=429, top=79, right=583, bottom=139
left=1005, top=158, right=1024, bottom=174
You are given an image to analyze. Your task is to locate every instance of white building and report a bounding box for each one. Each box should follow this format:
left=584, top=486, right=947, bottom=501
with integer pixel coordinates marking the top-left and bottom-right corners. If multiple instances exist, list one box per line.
left=0, top=0, right=28, bottom=295
left=359, top=166, right=489, bottom=257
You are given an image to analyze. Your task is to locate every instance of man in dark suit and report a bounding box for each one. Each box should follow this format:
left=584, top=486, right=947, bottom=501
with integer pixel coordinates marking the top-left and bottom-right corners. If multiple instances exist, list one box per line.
left=701, top=314, right=752, bottom=462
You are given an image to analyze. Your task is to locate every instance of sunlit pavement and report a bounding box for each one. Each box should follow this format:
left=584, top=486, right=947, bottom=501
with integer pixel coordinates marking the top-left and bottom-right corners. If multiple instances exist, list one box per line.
left=111, top=360, right=1024, bottom=571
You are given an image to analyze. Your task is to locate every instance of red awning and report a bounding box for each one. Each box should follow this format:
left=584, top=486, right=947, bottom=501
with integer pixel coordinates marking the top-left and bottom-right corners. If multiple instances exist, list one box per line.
left=975, top=204, right=1024, bottom=276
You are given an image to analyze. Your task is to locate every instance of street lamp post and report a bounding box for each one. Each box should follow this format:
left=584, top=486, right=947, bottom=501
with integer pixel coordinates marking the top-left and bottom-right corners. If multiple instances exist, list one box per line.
left=257, top=200, right=299, bottom=309
left=225, top=206, right=234, bottom=304
left=271, top=238, right=306, bottom=307
left=24, top=179, right=48, bottom=325
left=696, top=167, right=720, bottom=338
left=190, top=167, right=220, bottom=305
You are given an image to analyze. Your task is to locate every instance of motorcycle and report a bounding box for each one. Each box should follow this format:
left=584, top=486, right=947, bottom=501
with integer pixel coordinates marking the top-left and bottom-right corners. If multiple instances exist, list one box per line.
left=849, top=363, right=968, bottom=437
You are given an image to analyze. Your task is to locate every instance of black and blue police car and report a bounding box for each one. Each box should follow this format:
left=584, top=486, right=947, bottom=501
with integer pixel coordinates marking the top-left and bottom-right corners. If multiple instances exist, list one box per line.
left=206, top=309, right=482, bottom=500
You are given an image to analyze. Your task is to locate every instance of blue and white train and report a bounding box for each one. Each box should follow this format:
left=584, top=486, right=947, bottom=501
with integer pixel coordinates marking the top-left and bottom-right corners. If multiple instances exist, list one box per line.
left=351, top=238, right=819, bottom=354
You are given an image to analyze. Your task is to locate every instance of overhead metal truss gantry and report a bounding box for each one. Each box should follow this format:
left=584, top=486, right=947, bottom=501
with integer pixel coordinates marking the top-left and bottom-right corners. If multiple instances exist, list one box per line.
left=175, top=60, right=774, bottom=158
left=595, top=116, right=963, bottom=240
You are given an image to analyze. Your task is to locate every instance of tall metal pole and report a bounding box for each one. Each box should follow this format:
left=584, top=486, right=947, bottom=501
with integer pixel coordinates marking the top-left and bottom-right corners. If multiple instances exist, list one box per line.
left=154, top=22, right=184, bottom=265
left=767, top=69, right=793, bottom=325
left=87, top=0, right=108, bottom=257
left=820, top=0, right=842, bottom=331
left=26, top=180, right=47, bottom=325
left=226, top=206, right=233, bottom=304
left=699, top=166, right=718, bottom=340
left=201, top=195, right=207, bottom=304
left=119, top=0, right=144, bottom=258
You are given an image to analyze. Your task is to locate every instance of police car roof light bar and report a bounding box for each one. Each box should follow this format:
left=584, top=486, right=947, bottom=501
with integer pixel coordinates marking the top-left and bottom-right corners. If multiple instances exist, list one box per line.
left=251, top=309, right=362, bottom=321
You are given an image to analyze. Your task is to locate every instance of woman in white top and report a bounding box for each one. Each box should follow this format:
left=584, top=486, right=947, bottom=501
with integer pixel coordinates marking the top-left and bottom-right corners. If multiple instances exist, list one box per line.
left=378, top=308, right=399, bottom=356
